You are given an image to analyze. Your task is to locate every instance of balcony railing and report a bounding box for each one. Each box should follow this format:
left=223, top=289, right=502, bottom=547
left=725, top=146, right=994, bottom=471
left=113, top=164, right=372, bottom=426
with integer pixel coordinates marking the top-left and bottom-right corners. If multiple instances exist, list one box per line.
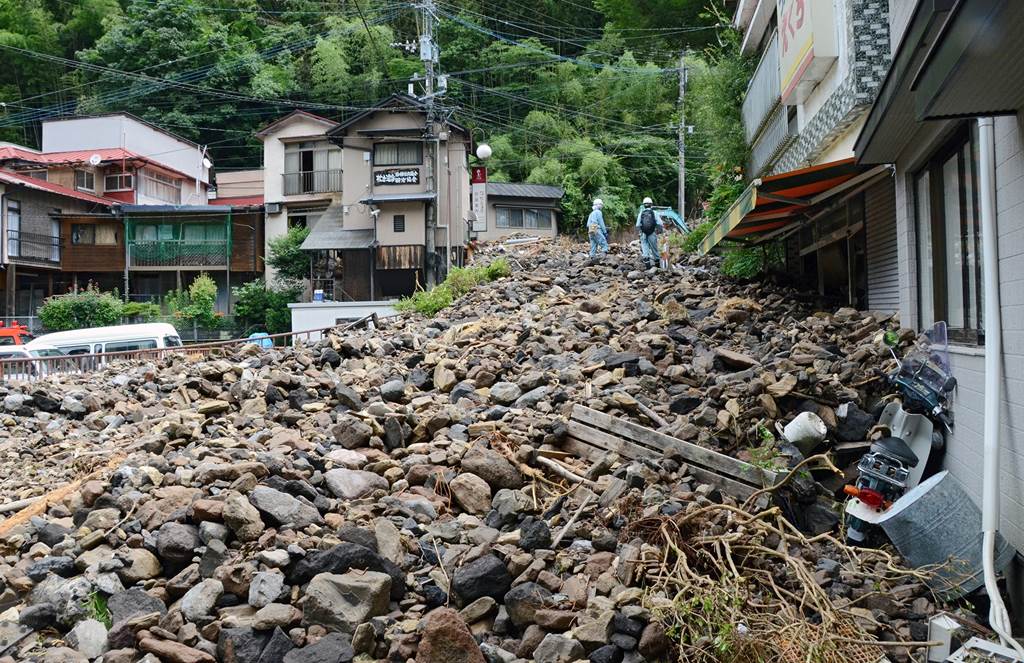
left=749, top=105, right=798, bottom=178
left=742, top=31, right=781, bottom=145
left=283, top=169, right=342, bottom=196
left=127, top=240, right=228, bottom=268
left=7, top=230, right=60, bottom=265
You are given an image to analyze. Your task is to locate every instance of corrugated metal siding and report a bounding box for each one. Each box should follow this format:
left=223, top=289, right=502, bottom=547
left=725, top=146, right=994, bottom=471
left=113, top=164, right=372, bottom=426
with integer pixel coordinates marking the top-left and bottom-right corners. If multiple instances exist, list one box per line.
left=864, top=177, right=900, bottom=312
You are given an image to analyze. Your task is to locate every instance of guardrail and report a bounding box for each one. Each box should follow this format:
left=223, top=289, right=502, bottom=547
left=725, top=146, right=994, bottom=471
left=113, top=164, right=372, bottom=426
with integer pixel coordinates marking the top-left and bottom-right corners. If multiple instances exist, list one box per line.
left=0, top=313, right=393, bottom=384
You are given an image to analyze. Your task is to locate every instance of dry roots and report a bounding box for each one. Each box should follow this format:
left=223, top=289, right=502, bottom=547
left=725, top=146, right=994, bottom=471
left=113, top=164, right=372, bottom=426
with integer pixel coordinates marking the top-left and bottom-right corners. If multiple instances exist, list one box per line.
left=628, top=502, right=939, bottom=663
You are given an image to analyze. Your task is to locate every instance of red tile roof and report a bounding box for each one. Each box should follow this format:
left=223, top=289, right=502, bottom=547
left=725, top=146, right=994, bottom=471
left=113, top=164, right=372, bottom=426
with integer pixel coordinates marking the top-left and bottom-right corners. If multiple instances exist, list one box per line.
left=0, top=168, right=115, bottom=206
left=0, top=146, right=193, bottom=180
left=209, top=195, right=264, bottom=207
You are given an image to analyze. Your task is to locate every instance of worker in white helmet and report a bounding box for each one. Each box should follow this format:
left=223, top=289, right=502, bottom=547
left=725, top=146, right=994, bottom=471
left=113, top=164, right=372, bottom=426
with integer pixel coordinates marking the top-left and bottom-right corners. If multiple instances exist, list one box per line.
left=635, top=196, right=663, bottom=269
left=587, top=198, right=609, bottom=259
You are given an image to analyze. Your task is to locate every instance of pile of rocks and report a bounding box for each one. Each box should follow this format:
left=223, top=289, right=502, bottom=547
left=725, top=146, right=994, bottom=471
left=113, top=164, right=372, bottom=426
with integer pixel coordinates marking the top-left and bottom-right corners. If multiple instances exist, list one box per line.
left=0, top=241, right=940, bottom=662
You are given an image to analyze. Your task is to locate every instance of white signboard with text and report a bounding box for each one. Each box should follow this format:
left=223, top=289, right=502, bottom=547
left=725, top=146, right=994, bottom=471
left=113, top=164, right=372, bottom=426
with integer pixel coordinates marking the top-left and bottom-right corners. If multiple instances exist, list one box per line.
left=777, top=0, right=838, bottom=105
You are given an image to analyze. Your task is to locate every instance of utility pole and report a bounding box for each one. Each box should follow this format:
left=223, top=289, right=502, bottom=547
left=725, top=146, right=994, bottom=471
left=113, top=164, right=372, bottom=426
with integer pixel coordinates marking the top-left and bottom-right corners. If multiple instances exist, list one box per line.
left=419, top=0, right=440, bottom=287
left=677, top=51, right=688, bottom=226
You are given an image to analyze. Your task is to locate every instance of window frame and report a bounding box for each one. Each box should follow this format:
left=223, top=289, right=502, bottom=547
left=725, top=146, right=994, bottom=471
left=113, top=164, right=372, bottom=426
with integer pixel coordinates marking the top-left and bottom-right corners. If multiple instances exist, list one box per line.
left=913, top=125, right=984, bottom=345
left=373, top=142, right=423, bottom=167
left=74, top=169, right=95, bottom=192
left=6, top=199, right=21, bottom=257
left=104, top=171, right=134, bottom=192
left=495, top=206, right=552, bottom=230
left=393, top=214, right=406, bottom=233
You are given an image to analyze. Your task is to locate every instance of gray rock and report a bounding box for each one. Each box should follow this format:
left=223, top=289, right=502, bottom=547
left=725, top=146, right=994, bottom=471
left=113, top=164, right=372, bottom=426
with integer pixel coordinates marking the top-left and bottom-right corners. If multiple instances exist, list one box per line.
left=67, top=618, right=107, bottom=658
left=223, top=492, right=265, bottom=542
left=514, top=386, right=548, bottom=409
left=489, top=382, right=522, bottom=406
left=258, top=628, right=295, bottom=663
left=379, top=379, right=406, bottom=403
left=302, top=571, right=391, bottom=634
left=249, top=571, right=285, bottom=609
left=249, top=486, right=323, bottom=529
left=451, top=554, right=512, bottom=606
left=156, top=522, right=201, bottom=572
left=108, top=589, right=166, bottom=625
left=323, top=469, right=389, bottom=500
left=534, top=634, right=585, bottom=663
left=332, top=417, right=373, bottom=450
left=200, top=521, right=230, bottom=544
left=283, top=632, right=354, bottom=663
left=449, top=473, right=491, bottom=515
left=180, top=578, right=223, bottom=621
left=333, top=384, right=364, bottom=411
left=504, top=582, right=553, bottom=626
left=461, top=446, right=523, bottom=490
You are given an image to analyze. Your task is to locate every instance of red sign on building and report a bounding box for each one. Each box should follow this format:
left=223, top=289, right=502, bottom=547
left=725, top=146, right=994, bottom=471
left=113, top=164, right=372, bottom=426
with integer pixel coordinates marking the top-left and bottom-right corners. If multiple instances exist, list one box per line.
left=471, top=166, right=487, bottom=184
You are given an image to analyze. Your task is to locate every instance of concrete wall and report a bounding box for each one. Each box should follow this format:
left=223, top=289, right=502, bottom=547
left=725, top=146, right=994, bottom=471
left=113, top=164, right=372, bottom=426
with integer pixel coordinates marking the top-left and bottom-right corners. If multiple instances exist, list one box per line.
left=289, top=301, right=396, bottom=342
left=375, top=201, right=425, bottom=246
left=476, top=200, right=558, bottom=243
left=890, top=113, right=1024, bottom=554
left=42, top=115, right=209, bottom=186
left=216, top=170, right=264, bottom=198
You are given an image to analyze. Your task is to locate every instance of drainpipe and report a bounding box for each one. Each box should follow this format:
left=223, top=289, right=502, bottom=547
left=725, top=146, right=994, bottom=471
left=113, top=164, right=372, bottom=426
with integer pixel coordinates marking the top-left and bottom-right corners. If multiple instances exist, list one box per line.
left=977, top=116, right=1024, bottom=656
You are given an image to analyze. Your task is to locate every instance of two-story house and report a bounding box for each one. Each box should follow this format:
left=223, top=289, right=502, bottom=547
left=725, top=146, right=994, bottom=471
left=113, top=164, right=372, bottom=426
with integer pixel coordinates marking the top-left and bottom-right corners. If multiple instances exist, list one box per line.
left=0, top=168, right=113, bottom=320
left=702, top=0, right=899, bottom=312
left=259, top=95, right=471, bottom=301
left=1, top=114, right=261, bottom=316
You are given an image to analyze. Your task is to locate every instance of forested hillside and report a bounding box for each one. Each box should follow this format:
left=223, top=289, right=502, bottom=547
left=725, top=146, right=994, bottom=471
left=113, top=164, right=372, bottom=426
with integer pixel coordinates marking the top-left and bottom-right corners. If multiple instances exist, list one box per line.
left=0, top=0, right=749, bottom=230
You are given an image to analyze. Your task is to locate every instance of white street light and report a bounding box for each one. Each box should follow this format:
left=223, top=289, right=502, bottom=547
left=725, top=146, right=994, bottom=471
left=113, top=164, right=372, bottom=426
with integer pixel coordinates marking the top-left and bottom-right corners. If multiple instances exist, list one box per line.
left=476, top=143, right=492, bottom=161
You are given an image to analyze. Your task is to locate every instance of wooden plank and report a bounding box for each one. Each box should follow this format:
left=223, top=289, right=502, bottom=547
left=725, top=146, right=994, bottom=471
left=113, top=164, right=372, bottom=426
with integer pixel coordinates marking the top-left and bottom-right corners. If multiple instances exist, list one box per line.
left=686, top=466, right=756, bottom=499
left=561, top=437, right=604, bottom=462
left=568, top=421, right=651, bottom=460
left=571, top=405, right=776, bottom=485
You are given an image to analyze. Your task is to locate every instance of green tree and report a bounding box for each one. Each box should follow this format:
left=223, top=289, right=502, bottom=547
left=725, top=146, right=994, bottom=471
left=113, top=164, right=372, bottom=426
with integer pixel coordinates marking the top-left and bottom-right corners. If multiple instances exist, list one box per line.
left=268, top=226, right=312, bottom=283
left=233, top=279, right=300, bottom=335
left=39, top=285, right=123, bottom=331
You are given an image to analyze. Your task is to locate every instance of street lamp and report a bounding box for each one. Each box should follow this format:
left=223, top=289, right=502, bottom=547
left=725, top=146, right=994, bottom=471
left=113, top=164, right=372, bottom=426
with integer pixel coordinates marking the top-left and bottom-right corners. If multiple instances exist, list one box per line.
left=476, top=143, right=492, bottom=161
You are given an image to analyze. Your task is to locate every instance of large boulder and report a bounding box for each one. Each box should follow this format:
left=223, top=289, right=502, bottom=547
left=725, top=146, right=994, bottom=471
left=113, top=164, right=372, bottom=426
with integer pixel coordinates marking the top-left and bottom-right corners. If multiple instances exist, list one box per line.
left=416, top=608, right=485, bottom=663
left=249, top=486, right=323, bottom=529
left=302, top=571, right=391, bottom=634
left=450, top=555, right=512, bottom=606
left=460, top=447, right=523, bottom=490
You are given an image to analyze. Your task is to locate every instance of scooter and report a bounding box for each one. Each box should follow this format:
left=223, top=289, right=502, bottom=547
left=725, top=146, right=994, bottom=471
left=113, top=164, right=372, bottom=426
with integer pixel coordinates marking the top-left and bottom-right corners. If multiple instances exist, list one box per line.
left=844, top=322, right=957, bottom=545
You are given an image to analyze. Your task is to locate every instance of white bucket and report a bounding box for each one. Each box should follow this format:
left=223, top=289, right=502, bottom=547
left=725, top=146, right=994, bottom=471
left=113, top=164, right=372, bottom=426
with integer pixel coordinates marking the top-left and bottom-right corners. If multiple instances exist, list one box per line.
left=781, top=411, right=827, bottom=455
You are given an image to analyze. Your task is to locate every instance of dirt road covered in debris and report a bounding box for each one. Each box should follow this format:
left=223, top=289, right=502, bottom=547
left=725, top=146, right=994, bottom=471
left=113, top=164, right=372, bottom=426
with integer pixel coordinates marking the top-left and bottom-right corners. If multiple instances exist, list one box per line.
left=0, top=239, right=946, bottom=662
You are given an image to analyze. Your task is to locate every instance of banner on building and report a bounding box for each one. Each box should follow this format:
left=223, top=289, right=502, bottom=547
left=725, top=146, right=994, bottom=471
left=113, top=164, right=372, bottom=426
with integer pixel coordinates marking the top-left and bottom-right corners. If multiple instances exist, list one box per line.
left=777, top=0, right=838, bottom=105
left=374, top=168, right=420, bottom=185
left=471, top=167, right=487, bottom=232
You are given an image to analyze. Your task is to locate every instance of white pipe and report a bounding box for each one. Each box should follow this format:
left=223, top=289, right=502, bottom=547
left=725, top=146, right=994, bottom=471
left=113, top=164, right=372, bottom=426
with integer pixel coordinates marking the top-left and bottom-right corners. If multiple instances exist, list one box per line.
left=977, top=116, right=1024, bottom=656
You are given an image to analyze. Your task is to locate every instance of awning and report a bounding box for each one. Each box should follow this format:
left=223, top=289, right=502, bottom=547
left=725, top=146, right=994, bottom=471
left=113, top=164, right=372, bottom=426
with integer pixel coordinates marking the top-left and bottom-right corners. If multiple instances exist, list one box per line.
left=913, top=0, right=1024, bottom=120
left=698, top=159, right=880, bottom=255
left=359, top=192, right=436, bottom=204
left=300, top=200, right=375, bottom=251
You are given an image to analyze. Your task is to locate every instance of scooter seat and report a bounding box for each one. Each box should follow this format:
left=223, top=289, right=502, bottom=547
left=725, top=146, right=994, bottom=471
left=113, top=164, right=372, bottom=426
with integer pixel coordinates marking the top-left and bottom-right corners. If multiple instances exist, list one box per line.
left=870, top=436, right=919, bottom=468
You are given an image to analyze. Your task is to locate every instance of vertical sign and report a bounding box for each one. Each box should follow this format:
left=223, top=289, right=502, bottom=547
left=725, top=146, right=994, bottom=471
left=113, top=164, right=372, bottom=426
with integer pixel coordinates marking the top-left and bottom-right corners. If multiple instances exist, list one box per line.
left=471, top=166, right=487, bottom=232
left=777, top=0, right=837, bottom=105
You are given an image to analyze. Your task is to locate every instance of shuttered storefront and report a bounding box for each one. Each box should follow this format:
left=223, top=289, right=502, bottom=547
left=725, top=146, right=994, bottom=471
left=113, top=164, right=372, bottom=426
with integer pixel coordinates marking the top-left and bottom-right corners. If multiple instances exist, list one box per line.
left=864, top=178, right=899, bottom=312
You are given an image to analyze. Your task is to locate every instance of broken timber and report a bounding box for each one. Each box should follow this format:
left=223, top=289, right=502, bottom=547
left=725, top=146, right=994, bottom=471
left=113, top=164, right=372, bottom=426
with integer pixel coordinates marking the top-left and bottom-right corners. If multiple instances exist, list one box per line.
left=564, top=405, right=778, bottom=499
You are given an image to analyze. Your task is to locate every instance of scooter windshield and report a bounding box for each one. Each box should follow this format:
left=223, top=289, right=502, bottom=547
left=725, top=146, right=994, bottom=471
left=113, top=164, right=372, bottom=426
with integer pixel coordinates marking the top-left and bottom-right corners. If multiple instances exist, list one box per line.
left=898, top=322, right=954, bottom=396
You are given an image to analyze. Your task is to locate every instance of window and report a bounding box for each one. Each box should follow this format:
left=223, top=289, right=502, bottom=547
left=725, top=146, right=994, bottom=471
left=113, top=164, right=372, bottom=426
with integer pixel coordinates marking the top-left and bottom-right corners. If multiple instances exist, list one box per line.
left=6, top=199, right=20, bottom=257
left=104, top=171, right=134, bottom=192
left=495, top=207, right=552, bottom=229
left=72, top=223, right=119, bottom=245
left=164, top=335, right=182, bottom=347
left=27, top=170, right=47, bottom=181
left=393, top=214, right=406, bottom=233
left=374, top=142, right=423, bottom=166
left=914, top=125, right=983, bottom=342
left=104, top=339, right=157, bottom=353
left=75, top=169, right=95, bottom=192
left=288, top=206, right=326, bottom=229
left=284, top=141, right=342, bottom=194
left=139, top=168, right=181, bottom=204
left=183, top=223, right=226, bottom=242
left=62, top=345, right=93, bottom=356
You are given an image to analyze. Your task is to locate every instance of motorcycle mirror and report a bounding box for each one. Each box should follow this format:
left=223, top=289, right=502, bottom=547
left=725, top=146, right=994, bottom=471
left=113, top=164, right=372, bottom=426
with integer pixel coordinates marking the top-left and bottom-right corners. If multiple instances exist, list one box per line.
left=883, top=330, right=900, bottom=347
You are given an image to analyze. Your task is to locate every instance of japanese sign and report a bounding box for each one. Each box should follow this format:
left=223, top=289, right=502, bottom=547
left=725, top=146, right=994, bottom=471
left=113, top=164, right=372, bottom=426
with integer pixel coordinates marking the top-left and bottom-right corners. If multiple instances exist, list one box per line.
left=374, top=168, right=420, bottom=185
left=777, top=0, right=837, bottom=105
left=470, top=166, right=487, bottom=231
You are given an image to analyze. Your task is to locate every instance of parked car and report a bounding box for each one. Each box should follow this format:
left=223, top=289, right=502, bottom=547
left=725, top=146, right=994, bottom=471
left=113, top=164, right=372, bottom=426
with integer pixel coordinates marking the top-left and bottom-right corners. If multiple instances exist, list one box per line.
left=0, top=343, right=66, bottom=381
left=32, top=323, right=183, bottom=356
left=0, top=321, right=34, bottom=346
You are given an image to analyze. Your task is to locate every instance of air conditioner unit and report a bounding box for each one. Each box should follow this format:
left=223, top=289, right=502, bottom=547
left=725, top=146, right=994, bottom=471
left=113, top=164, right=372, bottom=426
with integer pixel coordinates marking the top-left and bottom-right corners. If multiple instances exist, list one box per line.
left=266, top=202, right=282, bottom=214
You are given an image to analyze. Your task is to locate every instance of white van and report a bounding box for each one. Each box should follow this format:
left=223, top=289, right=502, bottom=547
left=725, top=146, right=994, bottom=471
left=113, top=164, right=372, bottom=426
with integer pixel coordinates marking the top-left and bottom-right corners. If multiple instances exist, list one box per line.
left=33, top=323, right=183, bottom=356
left=0, top=342, right=67, bottom=380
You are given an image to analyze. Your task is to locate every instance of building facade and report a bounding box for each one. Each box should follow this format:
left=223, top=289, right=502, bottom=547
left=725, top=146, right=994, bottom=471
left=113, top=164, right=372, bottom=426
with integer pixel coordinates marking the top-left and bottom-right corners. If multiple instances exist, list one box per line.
left=258, top=96, right=472, bottom=301
left=855, top=0, right=1024, bottom=568
left=702, top=0, right=899, bottom=312
left=470, top=180, right=563, bottom=243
